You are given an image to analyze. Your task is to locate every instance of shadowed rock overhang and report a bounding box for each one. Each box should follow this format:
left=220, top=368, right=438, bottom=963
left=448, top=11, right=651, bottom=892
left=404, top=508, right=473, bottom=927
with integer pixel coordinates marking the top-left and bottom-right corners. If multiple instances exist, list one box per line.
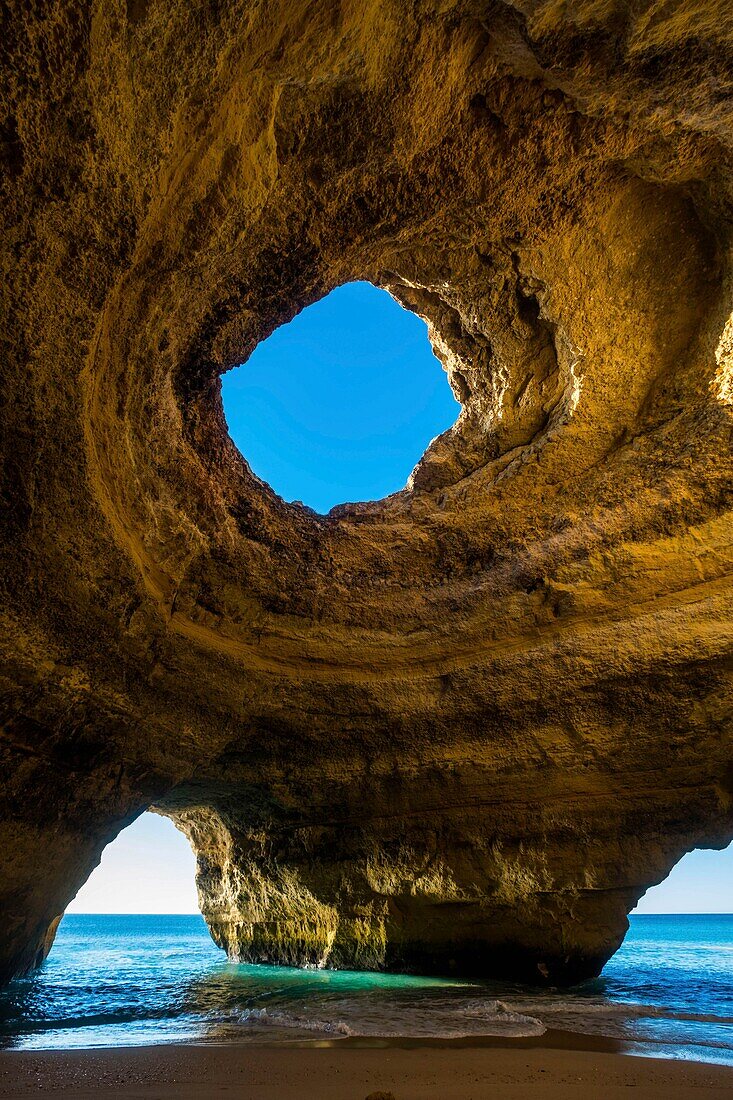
left=1, top=0, right=732, bottom=987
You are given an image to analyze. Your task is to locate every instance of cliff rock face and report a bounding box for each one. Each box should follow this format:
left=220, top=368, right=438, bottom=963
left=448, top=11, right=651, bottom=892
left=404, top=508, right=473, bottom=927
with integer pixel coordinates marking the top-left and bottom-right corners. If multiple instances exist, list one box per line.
left=1, top=0, right=732, bottom=987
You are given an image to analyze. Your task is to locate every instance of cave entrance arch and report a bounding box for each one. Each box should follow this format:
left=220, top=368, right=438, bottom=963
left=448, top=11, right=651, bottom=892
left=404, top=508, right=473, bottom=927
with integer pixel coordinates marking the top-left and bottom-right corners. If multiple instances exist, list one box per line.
left=58, top=823, right=733, bottom=976
left=67, top=812, right=200, bottom=916
left=632, top=841, right=733, bottom=916
left=220, top=280, right=461, bottom=514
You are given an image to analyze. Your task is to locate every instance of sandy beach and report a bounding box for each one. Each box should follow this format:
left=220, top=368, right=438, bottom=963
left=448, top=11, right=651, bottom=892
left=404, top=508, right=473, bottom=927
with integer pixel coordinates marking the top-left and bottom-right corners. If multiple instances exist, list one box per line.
left=1, top=1037, right=732, bottom=1100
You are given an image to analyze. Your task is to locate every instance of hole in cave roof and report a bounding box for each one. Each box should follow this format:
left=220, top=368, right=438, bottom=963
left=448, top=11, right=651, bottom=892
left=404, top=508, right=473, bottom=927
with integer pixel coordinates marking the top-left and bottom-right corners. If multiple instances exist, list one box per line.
left=221, top=281, right=461, bottom=514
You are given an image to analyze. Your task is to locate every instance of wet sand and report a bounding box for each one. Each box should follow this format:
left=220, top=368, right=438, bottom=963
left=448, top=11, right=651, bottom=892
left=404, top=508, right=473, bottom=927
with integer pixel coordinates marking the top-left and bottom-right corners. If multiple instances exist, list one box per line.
left=1, top=1034, right=732, bottom=1100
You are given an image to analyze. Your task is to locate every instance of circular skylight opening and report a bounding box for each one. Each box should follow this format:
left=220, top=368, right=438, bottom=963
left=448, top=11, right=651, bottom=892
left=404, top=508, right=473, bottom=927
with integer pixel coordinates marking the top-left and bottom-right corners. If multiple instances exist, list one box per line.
left=222, top=281, right=460, bottom=513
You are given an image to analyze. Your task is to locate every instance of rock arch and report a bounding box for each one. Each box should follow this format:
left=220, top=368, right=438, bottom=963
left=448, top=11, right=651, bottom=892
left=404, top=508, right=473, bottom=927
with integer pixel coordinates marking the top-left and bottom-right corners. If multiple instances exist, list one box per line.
left=1, top=0, right=732, bottom=987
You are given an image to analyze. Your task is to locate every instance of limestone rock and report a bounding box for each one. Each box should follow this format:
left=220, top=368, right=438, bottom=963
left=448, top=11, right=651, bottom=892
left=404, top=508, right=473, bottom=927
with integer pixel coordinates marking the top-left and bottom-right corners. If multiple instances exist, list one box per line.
left=1, top=1, right=732, bottom=987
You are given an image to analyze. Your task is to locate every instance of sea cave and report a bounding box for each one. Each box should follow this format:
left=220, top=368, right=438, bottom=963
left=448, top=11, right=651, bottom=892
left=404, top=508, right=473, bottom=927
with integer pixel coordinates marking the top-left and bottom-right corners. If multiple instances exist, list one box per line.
left=2, top=1, right=732, bottom=1001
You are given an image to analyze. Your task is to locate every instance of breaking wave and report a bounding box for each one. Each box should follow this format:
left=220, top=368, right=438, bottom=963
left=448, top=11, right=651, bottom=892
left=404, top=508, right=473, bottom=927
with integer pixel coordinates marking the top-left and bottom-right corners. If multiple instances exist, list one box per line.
left=217, top=999, right=546, bottom=1041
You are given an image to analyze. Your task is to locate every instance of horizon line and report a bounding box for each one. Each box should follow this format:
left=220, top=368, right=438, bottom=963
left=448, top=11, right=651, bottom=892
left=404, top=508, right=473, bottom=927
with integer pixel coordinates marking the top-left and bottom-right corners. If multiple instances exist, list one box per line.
left=64, top=910, right=733, bottom=916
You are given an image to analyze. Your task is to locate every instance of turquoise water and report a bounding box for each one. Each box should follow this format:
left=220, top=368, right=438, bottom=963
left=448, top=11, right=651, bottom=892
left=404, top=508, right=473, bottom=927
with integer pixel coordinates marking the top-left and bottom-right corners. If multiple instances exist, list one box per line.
left=1, top=915, right=732, bottom=1061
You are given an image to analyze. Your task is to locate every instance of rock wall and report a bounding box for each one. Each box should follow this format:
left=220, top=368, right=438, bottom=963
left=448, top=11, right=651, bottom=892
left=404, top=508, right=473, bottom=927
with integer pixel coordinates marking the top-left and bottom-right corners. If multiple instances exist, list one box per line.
left=1, top=0, right=732, bottom=986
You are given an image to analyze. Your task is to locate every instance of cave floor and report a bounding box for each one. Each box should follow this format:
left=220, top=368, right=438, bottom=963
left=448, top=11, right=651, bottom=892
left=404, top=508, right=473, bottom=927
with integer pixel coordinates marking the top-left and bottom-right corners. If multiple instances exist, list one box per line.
left=0, top=1040, right=732, bottom=1100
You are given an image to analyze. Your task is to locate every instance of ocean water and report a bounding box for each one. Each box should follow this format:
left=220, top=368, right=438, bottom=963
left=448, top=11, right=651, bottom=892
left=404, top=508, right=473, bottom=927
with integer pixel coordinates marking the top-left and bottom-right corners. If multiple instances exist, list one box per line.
left=1, top=914, right=732, bottom=1062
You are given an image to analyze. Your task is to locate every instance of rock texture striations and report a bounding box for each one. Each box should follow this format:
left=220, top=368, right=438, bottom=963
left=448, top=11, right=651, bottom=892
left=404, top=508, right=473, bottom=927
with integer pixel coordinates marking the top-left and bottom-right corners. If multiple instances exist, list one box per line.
left=1, top=1, right=732, bottom=987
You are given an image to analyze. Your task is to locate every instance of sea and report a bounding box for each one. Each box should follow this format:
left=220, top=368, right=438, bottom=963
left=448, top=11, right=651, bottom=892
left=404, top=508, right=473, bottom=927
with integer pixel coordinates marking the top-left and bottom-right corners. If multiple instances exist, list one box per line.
left=1, top=914, right=732, bottom=1063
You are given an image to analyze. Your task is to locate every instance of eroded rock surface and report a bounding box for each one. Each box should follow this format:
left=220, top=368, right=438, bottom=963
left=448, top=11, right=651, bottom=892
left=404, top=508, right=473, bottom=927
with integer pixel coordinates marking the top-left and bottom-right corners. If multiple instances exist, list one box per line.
left=1, top=0, right=732, bottom=986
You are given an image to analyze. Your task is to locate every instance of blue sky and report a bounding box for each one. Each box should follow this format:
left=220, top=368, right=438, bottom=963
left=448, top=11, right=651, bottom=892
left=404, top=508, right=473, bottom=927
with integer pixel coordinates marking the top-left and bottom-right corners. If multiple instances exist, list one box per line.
left=220, top=281, right=460, bottom=512
left=632, top=844, right=733, bottom=913
left=69, top=282, right=733, bottom=916
left=68, top=814, right=199, bottom=914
